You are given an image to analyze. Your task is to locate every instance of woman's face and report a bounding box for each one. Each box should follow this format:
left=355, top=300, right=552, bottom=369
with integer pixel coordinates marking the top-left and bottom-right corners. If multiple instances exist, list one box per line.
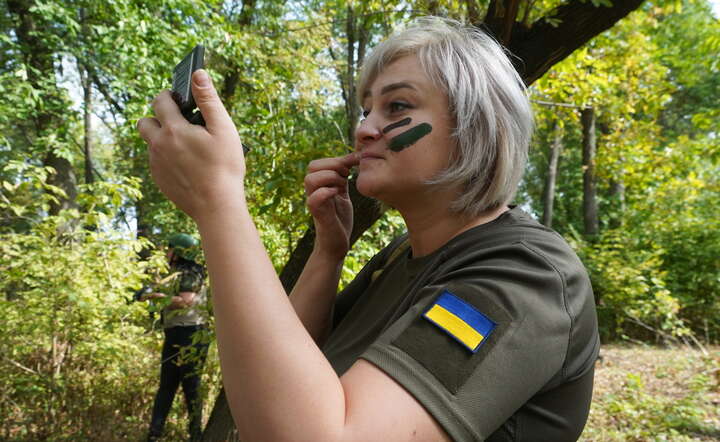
left=355, top=55, right=456, bottom=209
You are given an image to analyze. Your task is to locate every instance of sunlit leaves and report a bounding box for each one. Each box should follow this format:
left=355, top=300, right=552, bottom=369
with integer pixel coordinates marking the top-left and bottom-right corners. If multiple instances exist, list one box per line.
left=523, top=0, right=720, bottom=341
left=0, top=219, right=164, bottom=437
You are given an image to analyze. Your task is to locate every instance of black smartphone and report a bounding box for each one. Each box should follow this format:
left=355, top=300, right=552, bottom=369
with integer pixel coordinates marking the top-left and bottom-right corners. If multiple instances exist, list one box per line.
left=171, top=45, right=250, bottom=154
left=172, top=45, right=205, bottom=125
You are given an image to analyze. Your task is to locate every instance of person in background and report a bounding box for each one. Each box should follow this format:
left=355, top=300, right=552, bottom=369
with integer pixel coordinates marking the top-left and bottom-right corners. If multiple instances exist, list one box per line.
left=140, top=233, right=208, bottom=442
left=138, top=17, right=599, bottom=442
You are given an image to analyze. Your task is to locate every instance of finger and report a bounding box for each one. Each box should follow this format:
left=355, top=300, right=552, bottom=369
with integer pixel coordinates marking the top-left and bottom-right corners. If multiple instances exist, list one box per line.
left=152, top=90, right=185, bottom=125
left=306, top=187, right=340, bottom=217
left=304, top=170, right=349, bottom=195
left=307, top=153, right=359, bottom=176
left=137, top=117, right=161, bottom=143
left=191, top=69, right=233, bottom=132
left=340, top=152, right=360, bottom=168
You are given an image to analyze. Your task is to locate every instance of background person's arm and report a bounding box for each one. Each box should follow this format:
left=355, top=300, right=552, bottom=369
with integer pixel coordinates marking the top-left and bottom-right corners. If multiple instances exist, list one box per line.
left=167, top=291, right=196, bottom=310
left=140, top=292, right=166, bottom=301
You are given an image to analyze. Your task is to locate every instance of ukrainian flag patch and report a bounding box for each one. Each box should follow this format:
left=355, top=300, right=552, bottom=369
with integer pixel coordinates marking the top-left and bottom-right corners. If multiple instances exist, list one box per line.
left=423, top=291, right=497, bottom=353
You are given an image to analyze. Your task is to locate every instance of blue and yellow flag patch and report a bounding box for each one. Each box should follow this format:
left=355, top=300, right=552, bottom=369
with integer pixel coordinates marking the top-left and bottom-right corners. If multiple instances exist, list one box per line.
left=423, top=291, right=496, bottom=353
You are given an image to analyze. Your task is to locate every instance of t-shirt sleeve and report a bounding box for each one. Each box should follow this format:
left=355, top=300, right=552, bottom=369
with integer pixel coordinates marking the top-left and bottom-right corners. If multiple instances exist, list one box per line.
left=359, top=242, right=581, bottom=441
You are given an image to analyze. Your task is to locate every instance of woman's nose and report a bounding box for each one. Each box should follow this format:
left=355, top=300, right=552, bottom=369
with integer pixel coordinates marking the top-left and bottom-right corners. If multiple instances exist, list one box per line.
left=354, top=116, right=382, bottom=147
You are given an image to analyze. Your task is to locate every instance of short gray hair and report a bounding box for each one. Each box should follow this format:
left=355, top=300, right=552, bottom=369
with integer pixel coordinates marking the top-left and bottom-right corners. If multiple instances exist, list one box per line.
left=357, top=17, right=533, bottom=216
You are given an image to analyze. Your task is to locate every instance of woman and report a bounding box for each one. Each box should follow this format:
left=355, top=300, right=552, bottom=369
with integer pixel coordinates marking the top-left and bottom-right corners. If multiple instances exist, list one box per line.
left=138, top=17, right=599, bottom=442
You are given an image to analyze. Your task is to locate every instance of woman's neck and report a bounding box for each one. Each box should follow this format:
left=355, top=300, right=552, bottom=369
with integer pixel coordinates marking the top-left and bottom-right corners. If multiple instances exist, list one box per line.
left=400, top=202, right=508, bottom=258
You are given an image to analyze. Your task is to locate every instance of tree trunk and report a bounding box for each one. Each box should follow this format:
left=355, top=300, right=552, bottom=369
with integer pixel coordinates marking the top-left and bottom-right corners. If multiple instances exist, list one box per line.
left=7, top=0, right=78, bottom=216
left=79, top=7, right=94, bottom=187
left=80, top=62, right=94, bottom=186
left=44, top=152, right=79, bottom=216
left=608, top=179, right=625, bottom=229
left=344, top=5, right=359, bottom=143
left=484, top=0, right=522, bottom=45
left=541, top=123, right=563, bottom=228
left=581, top=107, right=599, bottom=236
left=202, top=389, right=241, bottom=442
left=203, top=1, right=647, bottom=435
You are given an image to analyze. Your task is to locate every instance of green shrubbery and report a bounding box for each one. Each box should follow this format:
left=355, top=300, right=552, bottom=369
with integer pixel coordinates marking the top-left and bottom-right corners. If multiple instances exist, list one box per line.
left=569, top=137, right=720, bottom=344
left=571, top=229, right=688, bottom=343
left=0, top=215, right=162, bottom=439
left=0, top=163, right=222, bottom=439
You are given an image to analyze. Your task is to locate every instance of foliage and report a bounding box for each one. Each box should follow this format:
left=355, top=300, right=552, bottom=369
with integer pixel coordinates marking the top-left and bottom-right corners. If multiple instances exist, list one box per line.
left=522, top=0, right=720, bottom=342
left=0, top=152, right=219, bottom=439
left=625, top=135, right=720, bottom=341
left=0, top=216, right=159, bottom=439
left=600, top=373, right=713, bottom=440
left=570, top=229, right=687, bottom=342
left=0, top=0, right=719, bottom=438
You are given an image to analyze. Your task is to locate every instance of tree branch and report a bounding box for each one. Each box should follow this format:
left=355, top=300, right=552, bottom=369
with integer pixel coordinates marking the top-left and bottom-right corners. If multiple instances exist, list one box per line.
left=508, top=0, right=645, bottom=84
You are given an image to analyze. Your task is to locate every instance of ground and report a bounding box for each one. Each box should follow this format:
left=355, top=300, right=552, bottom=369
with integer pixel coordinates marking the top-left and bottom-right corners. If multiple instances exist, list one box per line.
left=581, top=344, right=720, bottom=441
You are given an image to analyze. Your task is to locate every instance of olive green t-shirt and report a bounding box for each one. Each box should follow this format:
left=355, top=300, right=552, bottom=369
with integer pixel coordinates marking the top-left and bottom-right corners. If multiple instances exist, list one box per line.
left=323, top=207, right=599, bottom=441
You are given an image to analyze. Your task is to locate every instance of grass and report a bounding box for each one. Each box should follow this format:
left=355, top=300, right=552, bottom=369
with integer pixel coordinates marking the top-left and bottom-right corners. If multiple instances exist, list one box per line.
left=581, top=344, right=720, bottom=441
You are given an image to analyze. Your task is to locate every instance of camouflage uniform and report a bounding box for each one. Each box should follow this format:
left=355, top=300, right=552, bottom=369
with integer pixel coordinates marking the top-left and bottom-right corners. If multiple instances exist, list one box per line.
left=148, top=257, right=208, bottom=442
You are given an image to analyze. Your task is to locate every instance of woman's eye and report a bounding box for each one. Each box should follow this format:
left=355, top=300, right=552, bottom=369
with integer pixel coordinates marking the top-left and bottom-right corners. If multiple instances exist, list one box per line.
left=361, top=109, right=370, bottom=119
left=389, top=102, right=410, bottom=113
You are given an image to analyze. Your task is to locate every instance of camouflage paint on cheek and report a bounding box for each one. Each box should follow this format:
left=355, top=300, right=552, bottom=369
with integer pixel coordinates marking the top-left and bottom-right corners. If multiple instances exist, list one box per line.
left=382, top=117, right=412, bottom=134
left=388, top=123, right=433, bottom=152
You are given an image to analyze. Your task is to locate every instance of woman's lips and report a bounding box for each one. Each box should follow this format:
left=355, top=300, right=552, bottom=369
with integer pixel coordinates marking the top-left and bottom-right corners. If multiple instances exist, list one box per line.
left=360, top=151, right=384, bottom=161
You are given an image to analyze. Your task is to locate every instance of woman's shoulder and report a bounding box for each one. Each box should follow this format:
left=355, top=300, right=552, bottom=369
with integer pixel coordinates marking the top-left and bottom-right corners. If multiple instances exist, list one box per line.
left=458, top=206, right=562, bottom=245
left=443, top=206, right=585, bottom=278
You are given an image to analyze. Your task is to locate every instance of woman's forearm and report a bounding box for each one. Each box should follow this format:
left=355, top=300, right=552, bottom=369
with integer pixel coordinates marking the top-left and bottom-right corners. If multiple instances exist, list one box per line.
left=196, top=202, right=347, bottom=441
left=288, top=248, right=344, bottom=345
left=138, top=71, right=356, bottom=440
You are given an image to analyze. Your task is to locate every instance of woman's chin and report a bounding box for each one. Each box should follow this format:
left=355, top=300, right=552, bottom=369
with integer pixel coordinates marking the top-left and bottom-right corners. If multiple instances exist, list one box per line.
left=355, top=174, right=381, bottom=199
left=356, top=174, right=407, bottom=210
left=353, top=172, right=366, bottom=191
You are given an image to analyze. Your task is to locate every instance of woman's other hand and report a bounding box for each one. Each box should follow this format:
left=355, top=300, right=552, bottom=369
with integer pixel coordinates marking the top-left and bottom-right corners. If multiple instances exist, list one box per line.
left=136, top=70, right=245, bottom=221
left=304, top=153, right=359, bottom=261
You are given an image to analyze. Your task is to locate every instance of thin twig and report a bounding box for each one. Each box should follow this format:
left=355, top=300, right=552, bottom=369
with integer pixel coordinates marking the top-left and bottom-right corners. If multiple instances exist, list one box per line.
left=4, top=357, right=39, bottom=375
left=531, top=99, right=589, bottom=110
left=625, top=314, right=680, bottom=345
left=687, top=332, right=709, bottom=356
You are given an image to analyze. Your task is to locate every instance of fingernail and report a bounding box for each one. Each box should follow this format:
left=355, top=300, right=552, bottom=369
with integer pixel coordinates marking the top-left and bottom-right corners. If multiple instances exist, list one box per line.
left=194, top=70, right=210, bottom=87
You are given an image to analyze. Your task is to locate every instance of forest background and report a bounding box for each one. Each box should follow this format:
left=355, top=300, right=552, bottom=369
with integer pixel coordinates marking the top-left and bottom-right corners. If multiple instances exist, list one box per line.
left=0, top=0, right=718, bottom=440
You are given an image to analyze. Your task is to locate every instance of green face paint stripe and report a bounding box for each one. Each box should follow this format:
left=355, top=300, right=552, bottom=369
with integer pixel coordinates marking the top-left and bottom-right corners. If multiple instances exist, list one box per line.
left=389, top=123, right=433, bottom=152
left=382, top=117, right=412, bottom=134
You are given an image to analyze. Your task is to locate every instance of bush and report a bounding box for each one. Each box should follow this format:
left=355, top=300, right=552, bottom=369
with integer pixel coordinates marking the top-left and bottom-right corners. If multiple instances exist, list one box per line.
left=570, top=228, right=689, bottom=343
left=0, top=215, right=168, bottom=440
